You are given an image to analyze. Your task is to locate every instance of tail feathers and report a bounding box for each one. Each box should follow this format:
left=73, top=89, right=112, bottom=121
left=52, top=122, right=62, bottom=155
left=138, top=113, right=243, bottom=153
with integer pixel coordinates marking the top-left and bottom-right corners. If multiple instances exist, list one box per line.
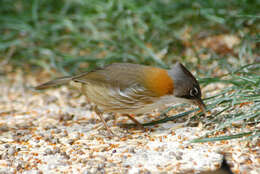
left=35, top=76, right=73, bottom=90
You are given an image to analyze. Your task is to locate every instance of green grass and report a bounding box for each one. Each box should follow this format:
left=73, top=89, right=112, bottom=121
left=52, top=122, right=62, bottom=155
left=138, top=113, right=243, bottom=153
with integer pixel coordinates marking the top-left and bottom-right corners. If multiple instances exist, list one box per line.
left=0, top=0, right=259, bottom=141
left=144, top=63, right=260, bottom=142
left=0, top=0, right=259, bottom=72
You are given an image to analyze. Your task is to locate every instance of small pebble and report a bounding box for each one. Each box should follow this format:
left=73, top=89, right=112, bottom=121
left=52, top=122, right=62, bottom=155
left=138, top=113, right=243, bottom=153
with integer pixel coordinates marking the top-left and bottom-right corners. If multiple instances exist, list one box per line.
left=67, top=139, right=74, bottom=145
left=4, top=144, right=10, bottom=148
left=44, top=148, right=53, bottom=155
left=8, top=147, right=16, bottom=156
left=50, top=138, right=59, bottom=144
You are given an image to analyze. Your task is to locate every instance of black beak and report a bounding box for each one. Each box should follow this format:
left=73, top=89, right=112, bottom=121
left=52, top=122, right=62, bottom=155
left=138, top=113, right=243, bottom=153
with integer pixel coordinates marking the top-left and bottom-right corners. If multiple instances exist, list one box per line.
left=194, top=98, right=206, bottom=112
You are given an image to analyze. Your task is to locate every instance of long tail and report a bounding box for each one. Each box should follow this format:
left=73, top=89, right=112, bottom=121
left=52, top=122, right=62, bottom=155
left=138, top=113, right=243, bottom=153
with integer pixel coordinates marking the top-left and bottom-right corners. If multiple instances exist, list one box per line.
left=35, top=76, right=73, bottom=90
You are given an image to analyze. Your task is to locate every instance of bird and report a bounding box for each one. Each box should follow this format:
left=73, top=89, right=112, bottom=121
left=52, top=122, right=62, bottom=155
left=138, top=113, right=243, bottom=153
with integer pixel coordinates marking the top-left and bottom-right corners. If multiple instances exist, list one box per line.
left=35, top=62, right=206, bottom=135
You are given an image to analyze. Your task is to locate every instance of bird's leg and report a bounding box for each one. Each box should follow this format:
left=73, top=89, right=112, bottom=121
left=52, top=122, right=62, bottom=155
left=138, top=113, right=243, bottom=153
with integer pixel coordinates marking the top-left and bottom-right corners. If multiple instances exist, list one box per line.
left=125, top=114, right=144, bottom=130
left=93, top=106, right=114, bottom=136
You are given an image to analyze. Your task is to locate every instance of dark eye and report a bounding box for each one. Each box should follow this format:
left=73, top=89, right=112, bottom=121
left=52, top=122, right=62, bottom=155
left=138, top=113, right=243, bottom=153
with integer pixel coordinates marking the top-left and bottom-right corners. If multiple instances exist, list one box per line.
left=190, top=87, right=198, bottom=97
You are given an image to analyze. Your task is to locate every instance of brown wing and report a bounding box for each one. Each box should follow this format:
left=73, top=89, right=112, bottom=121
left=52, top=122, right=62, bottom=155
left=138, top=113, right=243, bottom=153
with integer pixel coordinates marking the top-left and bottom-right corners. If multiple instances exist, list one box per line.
left=72, top=63, right=159, bottom=108
left=73, top=63, right=145, bottom=88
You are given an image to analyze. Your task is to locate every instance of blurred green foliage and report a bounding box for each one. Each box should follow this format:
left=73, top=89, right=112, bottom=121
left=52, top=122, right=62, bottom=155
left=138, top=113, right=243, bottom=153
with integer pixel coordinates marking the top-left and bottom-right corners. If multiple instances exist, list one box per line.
left=0, top=0, right=259, bottom=74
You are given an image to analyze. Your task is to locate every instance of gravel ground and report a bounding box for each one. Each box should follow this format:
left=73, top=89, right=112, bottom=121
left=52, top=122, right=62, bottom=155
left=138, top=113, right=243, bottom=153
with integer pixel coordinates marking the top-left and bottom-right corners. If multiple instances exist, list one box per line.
left=0, top=69, right=259, bottom=174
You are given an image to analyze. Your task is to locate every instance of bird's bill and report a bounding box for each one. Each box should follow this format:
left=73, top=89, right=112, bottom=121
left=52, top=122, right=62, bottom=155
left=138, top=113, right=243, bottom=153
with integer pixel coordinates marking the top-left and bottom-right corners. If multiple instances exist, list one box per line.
left=194, top=98, right=206, bottom=112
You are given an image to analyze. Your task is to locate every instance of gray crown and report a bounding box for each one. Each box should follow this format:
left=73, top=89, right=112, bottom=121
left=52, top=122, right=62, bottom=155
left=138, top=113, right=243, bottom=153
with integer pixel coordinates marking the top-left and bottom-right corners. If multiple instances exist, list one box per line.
left=168, top=62, right=201, bottom=99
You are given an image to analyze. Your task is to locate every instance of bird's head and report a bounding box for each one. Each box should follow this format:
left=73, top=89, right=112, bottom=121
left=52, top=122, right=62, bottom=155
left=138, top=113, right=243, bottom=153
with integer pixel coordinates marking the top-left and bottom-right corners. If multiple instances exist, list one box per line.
left=168, top=62, right=206, bottom=112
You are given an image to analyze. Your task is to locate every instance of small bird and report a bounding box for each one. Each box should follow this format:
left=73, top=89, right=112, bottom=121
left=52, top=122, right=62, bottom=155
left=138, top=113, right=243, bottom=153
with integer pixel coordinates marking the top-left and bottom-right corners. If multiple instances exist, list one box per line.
left=35, top=62, right=205, bottom=135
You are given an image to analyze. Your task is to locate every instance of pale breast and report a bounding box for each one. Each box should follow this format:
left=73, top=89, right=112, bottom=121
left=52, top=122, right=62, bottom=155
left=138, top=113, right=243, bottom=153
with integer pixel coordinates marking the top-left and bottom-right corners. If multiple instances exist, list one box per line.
left=81, top=82, right=159, bottom=114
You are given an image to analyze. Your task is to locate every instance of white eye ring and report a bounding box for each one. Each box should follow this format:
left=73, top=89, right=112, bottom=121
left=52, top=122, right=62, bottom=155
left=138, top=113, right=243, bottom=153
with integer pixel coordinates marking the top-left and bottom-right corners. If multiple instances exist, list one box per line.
left=190, top=87, right=198, bottom=97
